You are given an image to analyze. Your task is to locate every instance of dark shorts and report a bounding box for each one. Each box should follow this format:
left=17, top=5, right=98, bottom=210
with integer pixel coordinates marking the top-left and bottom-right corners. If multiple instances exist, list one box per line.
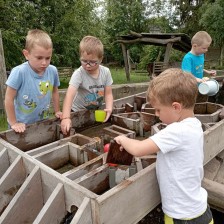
left=161, top=205, right=213, bottom=224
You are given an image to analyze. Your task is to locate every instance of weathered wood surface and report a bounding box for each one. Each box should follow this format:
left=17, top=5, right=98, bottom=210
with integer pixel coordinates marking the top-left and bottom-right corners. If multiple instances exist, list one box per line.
left=33, top=183, right=66, bottom=224
left=0, top=166, right=43, bottom=224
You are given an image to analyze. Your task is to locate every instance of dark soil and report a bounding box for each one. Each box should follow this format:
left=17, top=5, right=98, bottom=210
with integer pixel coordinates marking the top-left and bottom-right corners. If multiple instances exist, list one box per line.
left=138, top=204, right=224, bottom=224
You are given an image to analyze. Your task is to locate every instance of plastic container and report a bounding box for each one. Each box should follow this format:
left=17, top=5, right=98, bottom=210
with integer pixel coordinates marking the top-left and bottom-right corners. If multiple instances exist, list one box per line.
left=198, top=79, right=219, bottom=96
left=95, top=110, right=106, bottom=122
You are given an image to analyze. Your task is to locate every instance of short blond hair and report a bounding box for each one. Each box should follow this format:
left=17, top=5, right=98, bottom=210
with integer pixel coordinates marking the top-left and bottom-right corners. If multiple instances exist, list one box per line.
left=79, top=36, right=104, bottom=59
left=147, top=68, right=198, bottom=109
left=25, top=29, right=52, bottom=51
left=191, top=31, right=212, bottom=46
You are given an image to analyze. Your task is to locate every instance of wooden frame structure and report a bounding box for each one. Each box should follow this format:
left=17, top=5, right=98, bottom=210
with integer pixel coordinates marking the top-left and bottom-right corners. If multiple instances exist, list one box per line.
left=116, top=31, right=191, bottom=80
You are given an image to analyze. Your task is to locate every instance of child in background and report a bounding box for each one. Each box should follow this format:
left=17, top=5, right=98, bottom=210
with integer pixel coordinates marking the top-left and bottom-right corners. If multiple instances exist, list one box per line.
left=182, top=31, right=216, bottom=83
left=115, top=68, right=213, bottom=224
left=5, top=29, right=62, bottom=133
left=61, top=36, right=113, bottom=135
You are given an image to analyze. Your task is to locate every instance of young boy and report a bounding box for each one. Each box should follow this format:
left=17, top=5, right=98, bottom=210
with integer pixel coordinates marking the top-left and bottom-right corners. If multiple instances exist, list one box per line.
left=114, top=68, right=213, bottom=224
left=5, top=29, right=62, bottom=133
left=61, top=36, right=113, bottom=135
left=182, top=31, right=216, bottom=84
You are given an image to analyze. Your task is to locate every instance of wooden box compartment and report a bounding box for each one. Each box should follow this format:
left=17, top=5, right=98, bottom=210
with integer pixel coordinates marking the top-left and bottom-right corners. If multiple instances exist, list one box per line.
left=194, top=102, right=223, bottom=123
left=141, top=103, right=155, bottom=114
left=111, top=112, right=141, bottom=135
left=103, top=125, right=136, bottom=139
left=32, top=140, right=100, bottom=174
left=0, top=149, right=67, bottom=223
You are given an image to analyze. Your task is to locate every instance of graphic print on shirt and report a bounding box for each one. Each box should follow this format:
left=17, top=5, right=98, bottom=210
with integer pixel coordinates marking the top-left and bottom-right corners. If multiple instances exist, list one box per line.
left=39, top=80, right=53, bottom=95
left=19, top=80, right=53, bottom=116
left=19, top=95, right=37, bottom=114
left=39, top=104, right=50, bottom=119
left=84, top=87, right=104, bottom=110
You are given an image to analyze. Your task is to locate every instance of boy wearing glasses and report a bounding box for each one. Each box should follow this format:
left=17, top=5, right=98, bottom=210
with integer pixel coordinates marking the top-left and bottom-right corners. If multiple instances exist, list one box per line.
left=61, top=36, right=113, bottom=135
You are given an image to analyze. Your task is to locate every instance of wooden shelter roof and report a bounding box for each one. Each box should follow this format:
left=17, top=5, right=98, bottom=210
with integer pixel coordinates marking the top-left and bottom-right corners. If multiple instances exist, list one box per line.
left=117, top=32, right=191, bottom=53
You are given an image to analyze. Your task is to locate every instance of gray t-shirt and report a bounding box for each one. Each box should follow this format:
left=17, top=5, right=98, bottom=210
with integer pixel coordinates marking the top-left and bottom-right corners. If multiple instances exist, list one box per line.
left=69, top=65, right=113, bottom=111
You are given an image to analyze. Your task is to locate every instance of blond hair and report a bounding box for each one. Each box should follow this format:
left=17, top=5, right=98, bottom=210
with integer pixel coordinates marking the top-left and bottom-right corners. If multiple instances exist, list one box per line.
left=147, top=68, right=198, bottom=109
left=191, top=31, right=212, bottom=46
left=25, top=29, right=52, bottom=51
left=79, top=36, right=104, bottom=59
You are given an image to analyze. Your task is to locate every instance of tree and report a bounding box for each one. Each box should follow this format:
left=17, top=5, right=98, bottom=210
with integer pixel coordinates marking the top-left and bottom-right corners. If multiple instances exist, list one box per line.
left=104, top=0, right=148, bottom=63
left=199, top=0, right=224, bottom=66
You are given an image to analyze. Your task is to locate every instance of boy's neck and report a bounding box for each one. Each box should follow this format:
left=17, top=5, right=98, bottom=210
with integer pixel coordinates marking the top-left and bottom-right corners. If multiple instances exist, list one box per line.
left=178, top=108, right=195, bottom=122
left=190, top=49, right=200, bottom=56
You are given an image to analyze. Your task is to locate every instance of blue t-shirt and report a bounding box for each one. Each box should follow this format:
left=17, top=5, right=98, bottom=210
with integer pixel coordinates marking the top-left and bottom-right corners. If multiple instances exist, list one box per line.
left=6, top=61, right=60, bottom=124
left=181, top=52, right=204, bottom=79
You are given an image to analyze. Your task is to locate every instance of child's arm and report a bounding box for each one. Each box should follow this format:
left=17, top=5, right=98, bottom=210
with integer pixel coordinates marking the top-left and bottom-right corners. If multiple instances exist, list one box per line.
left=104, top=86, right=113, bottom=122
left=61, top=85, right=77, bottom=135
left=203, top=69, right=216, bottom=77
left=52, top=86, right=62, bottom=119
left=5, top=86, right=26, bottom=133
left=114, top=135, right=159, bottom=157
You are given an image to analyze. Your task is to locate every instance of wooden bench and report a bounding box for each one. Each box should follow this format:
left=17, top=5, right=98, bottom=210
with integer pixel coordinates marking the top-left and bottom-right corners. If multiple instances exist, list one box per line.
left=57, top=67, right=73, bottom=80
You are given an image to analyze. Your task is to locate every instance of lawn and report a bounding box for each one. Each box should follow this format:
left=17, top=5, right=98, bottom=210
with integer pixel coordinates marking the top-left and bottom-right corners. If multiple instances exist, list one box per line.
left=0, top=67, right=149, bottom=132
left=59, top=67, right=150, bottom=88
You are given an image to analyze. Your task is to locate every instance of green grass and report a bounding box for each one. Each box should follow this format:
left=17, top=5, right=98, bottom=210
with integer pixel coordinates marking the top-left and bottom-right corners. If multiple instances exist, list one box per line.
left=59, top=67, right=150, bottom=88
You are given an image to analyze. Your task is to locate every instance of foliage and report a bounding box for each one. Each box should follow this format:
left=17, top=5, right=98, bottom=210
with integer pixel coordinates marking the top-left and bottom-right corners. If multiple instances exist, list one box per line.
left=199, top=0, right=224, bottom=66
left=104, top=0, right=148, bottom=62
left=1, top=0, right=101, bottom=69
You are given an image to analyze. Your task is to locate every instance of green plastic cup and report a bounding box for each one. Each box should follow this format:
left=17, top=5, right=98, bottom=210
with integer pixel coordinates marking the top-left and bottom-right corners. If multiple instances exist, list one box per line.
left=95, top=110, right=106, bottom=122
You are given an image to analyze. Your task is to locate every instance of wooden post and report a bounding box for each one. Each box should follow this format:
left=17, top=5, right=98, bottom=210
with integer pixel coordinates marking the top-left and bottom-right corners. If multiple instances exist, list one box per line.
left=121, top=43, right=130, bottom=81
left=0, top=30, right=7, bottom=111
left=164, top=42, right=173, bottom=63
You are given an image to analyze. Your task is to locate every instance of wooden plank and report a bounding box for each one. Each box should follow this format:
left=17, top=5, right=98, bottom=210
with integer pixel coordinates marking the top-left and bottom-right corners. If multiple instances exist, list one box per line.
left=0, top=166, right=43, bottom=224
left=0, top=156, right=26, bottom=215
left=204, top=119, right=224, bottom=165
left=204, top=157, right=221, bottom=180
left=95, top=163, right=160, bottom=224
left=0, top=148, right=9, bottom=178
left=71, top=197, right=92, bottom=224
left=63, top=154, right=104, bottom=180
left=213, top=160, right=224, bottom=184
left=33, top=183, right=66, bottom=224
left=202, top=178, right=224, bottom=212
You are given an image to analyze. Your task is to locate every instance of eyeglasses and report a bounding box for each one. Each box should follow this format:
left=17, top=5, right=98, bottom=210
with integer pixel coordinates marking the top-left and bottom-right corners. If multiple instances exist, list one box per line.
left=80, top=59, right=100, bottom=67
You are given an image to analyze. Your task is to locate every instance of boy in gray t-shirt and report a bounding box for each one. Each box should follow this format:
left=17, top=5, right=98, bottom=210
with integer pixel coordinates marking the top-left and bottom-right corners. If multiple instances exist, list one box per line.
left=61, top=36, right=113, bottom=135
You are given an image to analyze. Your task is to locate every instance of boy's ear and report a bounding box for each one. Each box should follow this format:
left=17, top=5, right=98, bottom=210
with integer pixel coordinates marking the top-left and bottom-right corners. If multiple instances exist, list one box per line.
left=22, top=49, right=29, bottom=60
left=172, top=102, right=181, bottom=112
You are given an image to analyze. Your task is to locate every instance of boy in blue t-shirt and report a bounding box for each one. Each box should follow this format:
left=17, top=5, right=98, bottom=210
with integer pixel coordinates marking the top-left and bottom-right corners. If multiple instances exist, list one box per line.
left=5, top=29, right=62, bottom=133
left=182, top=31, right=216, bottom=84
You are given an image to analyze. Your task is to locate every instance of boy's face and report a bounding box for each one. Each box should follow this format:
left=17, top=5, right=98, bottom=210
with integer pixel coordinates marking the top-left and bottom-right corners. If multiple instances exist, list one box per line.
left=151, top=99, right=181, bottom=125
left=80, top=51, right=101, bottom=74
left=192, top=41, right=211, bottom=55
left=23, top=45, right=52, bottom=75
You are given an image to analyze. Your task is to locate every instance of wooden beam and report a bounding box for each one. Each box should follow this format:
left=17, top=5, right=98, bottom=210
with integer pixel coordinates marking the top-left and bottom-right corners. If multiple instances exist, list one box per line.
left=117, top=36, right=181, bottom=45
left=164, top=42, right=173, bottom=63
left=121, top=43, right=130, bottom=81
left=0, top=30, right=7, bottom=111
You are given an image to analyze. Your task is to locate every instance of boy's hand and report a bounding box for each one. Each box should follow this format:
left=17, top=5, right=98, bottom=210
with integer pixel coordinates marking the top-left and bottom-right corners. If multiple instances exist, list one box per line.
left=103, top=108, right=112, bottom=122
left=55, top=111, right=63, bottom=119
left=61, top=118, right=71, bottom=135
left=208, top=70, right=216, bottom=76
left=11, top=122, right=26, bottom=133
left=114, top=135, right=126, bottom=151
